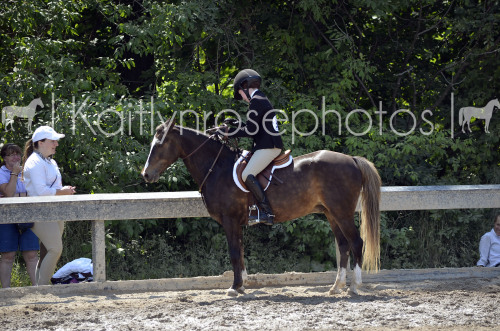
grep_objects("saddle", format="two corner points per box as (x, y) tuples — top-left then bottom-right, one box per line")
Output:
(233, 149), (293, 192)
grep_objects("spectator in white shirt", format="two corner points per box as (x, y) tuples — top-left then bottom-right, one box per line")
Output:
(477, 214), (500, 267)
(23, 126), (76, 285)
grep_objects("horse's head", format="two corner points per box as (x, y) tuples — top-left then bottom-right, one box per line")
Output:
(142, 117), (180, 183)
(493, 98), (500, 108)
(31, 98), (44, 108)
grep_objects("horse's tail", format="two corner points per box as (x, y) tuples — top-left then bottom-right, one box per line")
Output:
(458, 107), (464, 126)
(353, 156), (381, 272)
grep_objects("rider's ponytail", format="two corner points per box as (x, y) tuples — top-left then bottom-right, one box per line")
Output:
(23, 139), (34, 165)
(22, 138), (38, 179)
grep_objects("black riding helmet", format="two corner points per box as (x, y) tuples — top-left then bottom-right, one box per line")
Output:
(233, 69), (262, 100)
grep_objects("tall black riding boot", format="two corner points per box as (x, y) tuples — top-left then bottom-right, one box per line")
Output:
(245, 174), (274, 225)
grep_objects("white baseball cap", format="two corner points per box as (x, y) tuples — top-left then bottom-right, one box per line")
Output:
(32, 126), (65, 143)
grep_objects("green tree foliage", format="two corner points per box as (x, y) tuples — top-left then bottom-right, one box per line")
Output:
(1, 0), (499, 284)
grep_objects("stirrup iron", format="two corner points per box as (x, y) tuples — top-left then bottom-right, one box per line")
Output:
(248, 205), (274, 226)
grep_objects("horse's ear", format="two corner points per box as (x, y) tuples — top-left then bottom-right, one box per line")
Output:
(165, 114), (176, 133)
(168, 115), (176, 127)
(163, 113), (175, 136)
(157, 115), (176, 144)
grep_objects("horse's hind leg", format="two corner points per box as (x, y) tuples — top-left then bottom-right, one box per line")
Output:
(329, 224), (350, 294)
(4, 117), (14, 131)
(327, 213), (363, 295)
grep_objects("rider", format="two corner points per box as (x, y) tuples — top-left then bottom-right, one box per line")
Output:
(225, 69), (283, 225)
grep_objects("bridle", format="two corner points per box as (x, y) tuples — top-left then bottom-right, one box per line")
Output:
(181, 127), (228, 193)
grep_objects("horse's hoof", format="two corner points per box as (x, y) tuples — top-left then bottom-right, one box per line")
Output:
(226, 288), (239, 297)
(348, 287), (359, 295)
(329, 280), (346, 295)
(328, 287), (342, 295)
(237, 286), (245, 294)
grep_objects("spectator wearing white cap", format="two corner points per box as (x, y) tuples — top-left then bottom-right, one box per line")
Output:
(22, 126), (76, 285)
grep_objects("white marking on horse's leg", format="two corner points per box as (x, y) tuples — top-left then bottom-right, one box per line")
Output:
(242, 269), (248, 281)
(226, 288), (239, 297)
(329, 267), (347, 295)
(349, 264), (362, 295)
(335, 239), (340, 271)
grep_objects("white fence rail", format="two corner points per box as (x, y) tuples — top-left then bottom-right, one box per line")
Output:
(1, 185), (499, 282)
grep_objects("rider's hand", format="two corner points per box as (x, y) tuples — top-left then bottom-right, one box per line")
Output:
(223, 118), (240, 127)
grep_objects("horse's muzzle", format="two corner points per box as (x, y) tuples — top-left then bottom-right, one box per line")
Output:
(141, 169), (159, 183)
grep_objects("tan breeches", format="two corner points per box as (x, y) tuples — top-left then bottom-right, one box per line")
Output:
(242, 148), (282, 182)
(31, 221), (64, 286)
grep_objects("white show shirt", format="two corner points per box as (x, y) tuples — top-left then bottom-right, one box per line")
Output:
(23, 152), (63, 196)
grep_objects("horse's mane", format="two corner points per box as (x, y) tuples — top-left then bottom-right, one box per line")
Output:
(172, 125), (241, 158)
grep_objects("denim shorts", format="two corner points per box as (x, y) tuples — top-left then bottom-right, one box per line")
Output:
(0, 224), (40, 252)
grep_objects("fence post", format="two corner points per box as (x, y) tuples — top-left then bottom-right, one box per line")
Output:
(92, 220), (106, 282)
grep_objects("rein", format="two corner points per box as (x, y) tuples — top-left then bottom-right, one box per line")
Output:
(197, 143), (224, 193)
(182, 132), (221, 160)
(182, 131), (226, 193)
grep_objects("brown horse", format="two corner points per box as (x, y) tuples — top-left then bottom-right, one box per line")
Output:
(142, 117), (381, 296)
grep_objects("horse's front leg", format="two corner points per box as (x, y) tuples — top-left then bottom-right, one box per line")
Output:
(222, 215), (245, 297)
(485, 118), (491, 133)
(240, 235), (248, 286)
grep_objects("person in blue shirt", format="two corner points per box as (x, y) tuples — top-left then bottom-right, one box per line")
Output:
(0, 143), (39, 287)
(477, 214), (500, 267)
